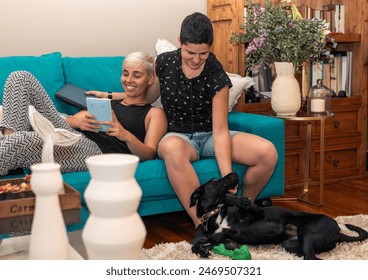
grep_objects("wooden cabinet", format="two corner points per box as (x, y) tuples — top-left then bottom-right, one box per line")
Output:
(208, 0), (368, 189)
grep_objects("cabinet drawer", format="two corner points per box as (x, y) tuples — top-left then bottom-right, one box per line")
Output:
(310, 145), (359, 179)
(313, 110), (359, 137)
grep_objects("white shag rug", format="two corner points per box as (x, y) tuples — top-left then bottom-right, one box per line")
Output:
(141, 214), (368, 260)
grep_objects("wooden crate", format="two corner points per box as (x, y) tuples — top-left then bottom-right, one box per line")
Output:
(0, 208), (81, 234)
(0, 178), (80, 218)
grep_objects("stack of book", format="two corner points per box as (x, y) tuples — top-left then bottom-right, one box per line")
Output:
(296, 3), (348, 98)
(298, 3), (345, 34)
(309, 51), (352, 97)
(323, 4), (345, 34)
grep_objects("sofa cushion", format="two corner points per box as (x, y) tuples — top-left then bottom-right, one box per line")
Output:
(62, 56), (125, 93)
(0, 52), (66, 111)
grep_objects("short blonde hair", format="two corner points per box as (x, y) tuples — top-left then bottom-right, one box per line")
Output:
(123, 52), (154, 77)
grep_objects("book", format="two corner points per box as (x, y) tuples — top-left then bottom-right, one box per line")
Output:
(330, 56), (338, 95)
(345, 51), (353, 96)
(323, 4), (345, 34)
(323, 62), (331, 89)
(55, 83), (90, 110)
(329, 51), (352, 96)
(338, 54), (347, 94)
(86, 98), (112, 132)
(340, 4), (345, 34)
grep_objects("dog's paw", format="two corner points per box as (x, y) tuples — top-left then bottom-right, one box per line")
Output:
(223, 239), (238, 250)
(236, 197), (253, 209)
(191, 243), (211, 258)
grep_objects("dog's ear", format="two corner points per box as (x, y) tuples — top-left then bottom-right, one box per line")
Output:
(190, 185), (203, 207)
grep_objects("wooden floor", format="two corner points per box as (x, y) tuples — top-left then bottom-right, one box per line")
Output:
(142, 177), (368, 248)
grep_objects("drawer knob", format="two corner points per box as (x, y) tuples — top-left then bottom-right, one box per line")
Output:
(333, 159), (340, 167)
(333, 120), (340, 128)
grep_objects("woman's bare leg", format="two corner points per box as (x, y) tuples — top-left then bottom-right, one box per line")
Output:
(158, 136), (201, 227)
(231, 132), (278, 200)
(0, 71), (102, 175)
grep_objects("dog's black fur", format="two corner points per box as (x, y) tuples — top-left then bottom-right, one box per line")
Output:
(190, 172), (368, 260)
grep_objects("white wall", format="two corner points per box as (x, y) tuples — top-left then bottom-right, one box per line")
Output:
(0, 0), (206, 57)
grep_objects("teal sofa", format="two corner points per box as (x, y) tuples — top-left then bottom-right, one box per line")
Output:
(0, 52), (285, 230)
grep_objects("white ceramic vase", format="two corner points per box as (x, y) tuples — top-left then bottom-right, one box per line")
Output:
(29, 162), (69, 260)
(82, 154), (146, 260)
(271, 62), (301, 116)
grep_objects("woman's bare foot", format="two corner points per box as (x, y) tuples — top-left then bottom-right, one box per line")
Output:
(3, 128), (14, 136)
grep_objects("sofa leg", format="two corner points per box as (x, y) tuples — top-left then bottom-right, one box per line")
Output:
(255, 198), (272, 207)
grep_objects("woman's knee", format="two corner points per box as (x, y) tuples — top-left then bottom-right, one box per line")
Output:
(158, 137), (194, 161)
(262, 141), (278, 167)
(6, 71), (35, 85)
(4, 71), (39, 99)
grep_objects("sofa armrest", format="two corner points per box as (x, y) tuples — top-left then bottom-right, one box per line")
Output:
(228, 111), (282, 134)
(228, 111), (284, 155)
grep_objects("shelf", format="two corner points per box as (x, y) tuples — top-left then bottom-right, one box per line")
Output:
(328, 33), (361, 43)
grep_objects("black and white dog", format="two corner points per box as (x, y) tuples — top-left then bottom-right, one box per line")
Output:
(190, 172), (368, 260)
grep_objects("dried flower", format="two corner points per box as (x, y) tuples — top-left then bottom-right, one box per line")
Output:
(230, 0), (336, 74)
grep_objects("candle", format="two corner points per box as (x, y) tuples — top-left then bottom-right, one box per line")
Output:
(311, 99), (325, 113)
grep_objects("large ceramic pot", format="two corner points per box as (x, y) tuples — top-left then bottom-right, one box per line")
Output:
(82, 154), (146, 260)
(271, 62), (301, 116)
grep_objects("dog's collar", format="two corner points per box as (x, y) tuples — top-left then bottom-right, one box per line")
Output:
(200, 204), (224, 232)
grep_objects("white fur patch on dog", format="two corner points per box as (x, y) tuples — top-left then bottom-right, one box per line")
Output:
(214, 215), (230, 234)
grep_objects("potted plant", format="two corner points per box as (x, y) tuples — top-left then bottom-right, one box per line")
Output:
(230, 0), (335, 115)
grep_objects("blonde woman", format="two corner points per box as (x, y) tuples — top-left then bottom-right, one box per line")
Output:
(0, 52), (167, 176)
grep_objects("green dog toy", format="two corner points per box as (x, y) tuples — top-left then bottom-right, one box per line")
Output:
(213, 243), (251, 260)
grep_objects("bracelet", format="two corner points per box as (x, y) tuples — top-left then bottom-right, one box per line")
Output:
(107, 92), (113, 99)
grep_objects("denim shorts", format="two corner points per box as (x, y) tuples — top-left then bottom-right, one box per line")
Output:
(159, 130), (240, 160)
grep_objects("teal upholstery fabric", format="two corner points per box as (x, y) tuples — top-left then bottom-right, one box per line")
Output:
(0, 52), (66, 112)
(62, 56), (125, 93)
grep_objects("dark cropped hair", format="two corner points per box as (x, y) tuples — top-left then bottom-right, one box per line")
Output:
(180, 12), (213, 46)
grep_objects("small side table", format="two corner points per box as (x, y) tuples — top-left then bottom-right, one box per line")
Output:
(274, 112), (334, 206)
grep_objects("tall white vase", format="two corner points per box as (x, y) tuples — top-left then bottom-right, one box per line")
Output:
(271, 62), (301, 116)
(82, 154), (146, 260)
(29, 163), (69, 260)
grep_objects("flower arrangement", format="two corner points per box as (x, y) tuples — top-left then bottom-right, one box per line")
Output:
(230, 0), (335, 74)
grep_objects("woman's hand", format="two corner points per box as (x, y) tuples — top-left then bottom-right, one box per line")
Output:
(85, 90), (108, 98)
(104, 111), (128, 140)
(66, 110), (101, 132)
(228, 185), (238, 195)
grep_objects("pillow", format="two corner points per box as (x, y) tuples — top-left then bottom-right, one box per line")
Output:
(156, 39), (177, 55)
(227, 73), (254, 111)
(62, 56), (125, 92)
(0, 52), (65, 110)
(154, 39), (253, 111)
(153, 39), (178, 109)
